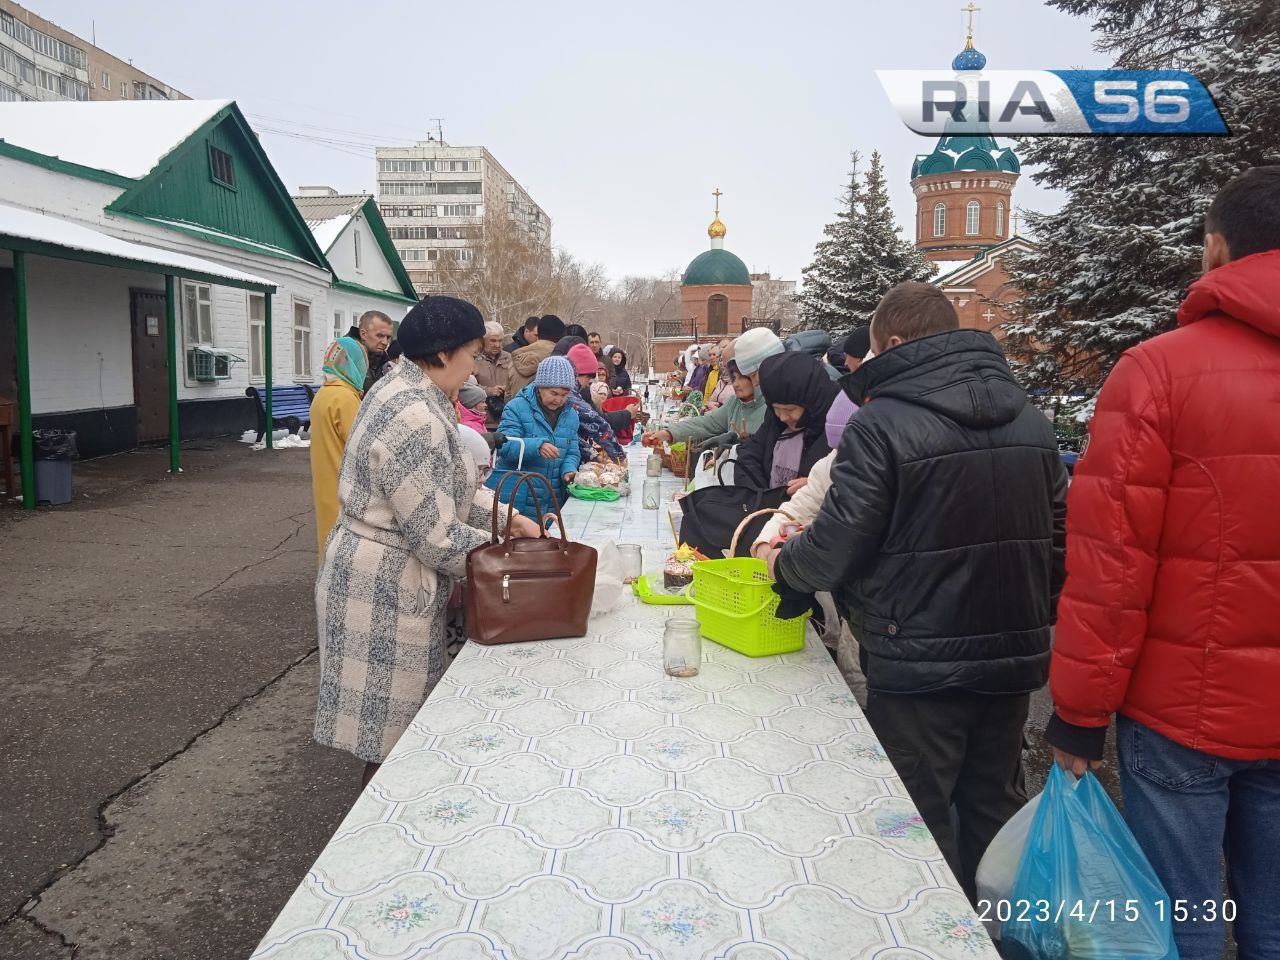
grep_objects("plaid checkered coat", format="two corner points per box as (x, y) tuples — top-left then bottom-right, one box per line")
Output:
(315, 359), (498, 762)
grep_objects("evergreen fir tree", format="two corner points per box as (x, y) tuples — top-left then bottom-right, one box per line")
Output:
(797, 152), (866, 331)
(1005, 0), (1280, 394)
(858, 151), (936, 310)
(798, 152), (934, 331)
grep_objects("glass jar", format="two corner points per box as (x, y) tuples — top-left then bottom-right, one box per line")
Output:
(617, 544), (643, 583)
(663, 619), (702, 677)
(646, 453), (664, 477)
(642, 478), (661, 510)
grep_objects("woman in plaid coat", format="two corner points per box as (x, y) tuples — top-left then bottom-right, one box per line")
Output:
(314, 297), (538, 782)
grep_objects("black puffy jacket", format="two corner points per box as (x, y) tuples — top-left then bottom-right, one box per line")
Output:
(775, 330), (1068, 696)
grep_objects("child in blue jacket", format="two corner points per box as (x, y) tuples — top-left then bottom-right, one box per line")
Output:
(487, 355), (581, 520)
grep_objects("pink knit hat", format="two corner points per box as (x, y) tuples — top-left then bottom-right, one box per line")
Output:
(567, 343), (598, 376)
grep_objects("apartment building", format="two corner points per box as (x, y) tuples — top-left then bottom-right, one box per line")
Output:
(375, 139), (549, 296)
(0, 0), (185, 104)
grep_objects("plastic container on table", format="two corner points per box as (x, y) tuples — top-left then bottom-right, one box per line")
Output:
(690, 508), (808, 657)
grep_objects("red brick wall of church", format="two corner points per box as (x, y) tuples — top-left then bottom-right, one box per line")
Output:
(939, 259), (1020, 341)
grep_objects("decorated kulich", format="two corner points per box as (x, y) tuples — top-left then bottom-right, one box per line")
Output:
(663, 543), (700, 591)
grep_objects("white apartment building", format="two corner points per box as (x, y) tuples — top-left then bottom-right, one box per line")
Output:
(375, 139), (549, 296)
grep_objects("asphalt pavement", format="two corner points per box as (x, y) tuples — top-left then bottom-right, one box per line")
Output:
(0, 440), (362, 959)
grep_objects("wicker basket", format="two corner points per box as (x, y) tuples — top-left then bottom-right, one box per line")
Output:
(669, 446), (689, 477)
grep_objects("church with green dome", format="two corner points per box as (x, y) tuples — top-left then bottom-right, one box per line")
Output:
(912, 4), (1036, 340)
(653, 190), (759, 371)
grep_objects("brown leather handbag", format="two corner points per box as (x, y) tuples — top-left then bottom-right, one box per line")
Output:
(465, 472), (598, 645)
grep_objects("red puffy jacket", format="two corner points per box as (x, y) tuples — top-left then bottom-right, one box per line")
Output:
(1049, 250), (1280, 761)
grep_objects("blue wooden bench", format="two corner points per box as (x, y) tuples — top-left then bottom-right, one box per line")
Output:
(245, 384), (316, 442)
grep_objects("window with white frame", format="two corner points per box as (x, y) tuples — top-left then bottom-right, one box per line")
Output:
(293, 300), (313, 380)
(333, 309), (344, 340)
(353, 228), (362, 270)
(183, 282), (214, 345)
(996, 201), (1005, 237)
(966, 200), (981, 236)
(248, 293), (266, 382)
(441, 204), (478, 217)
(933, 203), (946, 237)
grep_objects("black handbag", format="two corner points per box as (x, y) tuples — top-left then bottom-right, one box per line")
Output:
(677, 482), (789, 558)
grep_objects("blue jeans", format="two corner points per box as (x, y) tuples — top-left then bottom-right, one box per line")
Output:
(1118, 715), (1280, 960)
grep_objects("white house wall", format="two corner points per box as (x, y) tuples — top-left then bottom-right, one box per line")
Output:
(325, 212), (403, 297)
(324, 290), (410, 348)
(0, 157), (336, 405)
(0, 251), (157, 415)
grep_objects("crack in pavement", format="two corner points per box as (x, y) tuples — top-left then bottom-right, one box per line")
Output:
(3, 647), (320, 949)
(1, 913), (75, 958)
(193, 512), (312, 601)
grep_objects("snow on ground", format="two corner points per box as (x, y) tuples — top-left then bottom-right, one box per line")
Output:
(241, 429), (310, 450)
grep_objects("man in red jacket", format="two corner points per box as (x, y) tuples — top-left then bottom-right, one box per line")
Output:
(1046, 167), (1280, 960)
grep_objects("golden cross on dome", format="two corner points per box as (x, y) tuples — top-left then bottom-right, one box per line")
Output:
(962, 1), (980, 49)
(712, 187), (722, 215)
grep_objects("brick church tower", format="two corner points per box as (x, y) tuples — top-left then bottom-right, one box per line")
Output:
(915, 8), (1035, 337)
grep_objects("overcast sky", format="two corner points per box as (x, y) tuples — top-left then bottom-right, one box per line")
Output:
(46, 0), (1107, 282)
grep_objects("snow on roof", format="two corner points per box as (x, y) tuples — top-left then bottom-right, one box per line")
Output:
(141, 216), (312, 265)
(0, 203), (273, 289)
(307, 213), (352, 253)
(932, 257), (977, 282)
(0, 100), (232, 179)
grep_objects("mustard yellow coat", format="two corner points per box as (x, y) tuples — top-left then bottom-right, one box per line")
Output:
(310, 380), (362, 559)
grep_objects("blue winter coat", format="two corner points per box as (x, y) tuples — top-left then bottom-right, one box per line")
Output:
(487, 383), (582, 521)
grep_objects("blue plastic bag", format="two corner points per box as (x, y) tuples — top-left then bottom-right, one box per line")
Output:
(1001, 766), (1177, 960)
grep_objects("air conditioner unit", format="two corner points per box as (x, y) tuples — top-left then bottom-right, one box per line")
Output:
(187, 346), (244, 382)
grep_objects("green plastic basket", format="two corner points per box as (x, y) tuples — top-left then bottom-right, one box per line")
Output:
(690, 557), (808, 657)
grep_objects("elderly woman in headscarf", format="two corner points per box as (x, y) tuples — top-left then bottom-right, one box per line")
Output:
(315, 296), (539, 786)
(310, 337), (367, 559)
(733, 351), (840, 494)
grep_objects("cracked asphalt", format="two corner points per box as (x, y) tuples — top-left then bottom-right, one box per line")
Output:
(0, 440), (363, 959)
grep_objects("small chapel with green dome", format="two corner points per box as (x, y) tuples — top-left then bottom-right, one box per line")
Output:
(653, 189), (757, 370)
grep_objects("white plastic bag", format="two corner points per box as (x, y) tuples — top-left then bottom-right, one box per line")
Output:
(586, 539), (624, 617)
(975, 788), (1043, 941)
(691, 447), (737, 489)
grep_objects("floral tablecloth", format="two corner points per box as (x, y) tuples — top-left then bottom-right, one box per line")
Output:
(251, 447), (995, 960)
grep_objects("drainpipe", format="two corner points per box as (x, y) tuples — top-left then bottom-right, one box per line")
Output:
(263, 291), (273, 450)
(165, 274), (180, 473)
(13, 251), (33, 511)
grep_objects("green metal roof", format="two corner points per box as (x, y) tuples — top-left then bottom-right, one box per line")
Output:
(912, 135), (1021, 178)
(105, 104), (331, 270)
(683, 248), (751, 286)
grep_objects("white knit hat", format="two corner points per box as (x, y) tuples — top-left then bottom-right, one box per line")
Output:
(484, 321), (504, 337)
(733, 328), (785, 374)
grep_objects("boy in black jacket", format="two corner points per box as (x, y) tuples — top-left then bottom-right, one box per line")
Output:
(765, 282), (1068, 899)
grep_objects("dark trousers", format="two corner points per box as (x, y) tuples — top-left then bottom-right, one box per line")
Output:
(865, 689), (1030, 902)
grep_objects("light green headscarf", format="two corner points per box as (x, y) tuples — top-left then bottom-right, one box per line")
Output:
(323, 337), (368, 395)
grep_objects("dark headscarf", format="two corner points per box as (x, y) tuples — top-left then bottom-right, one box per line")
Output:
(734, 351), (840, 489)
(609, 349), (631, 392)
(758, 352), (840, 442)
